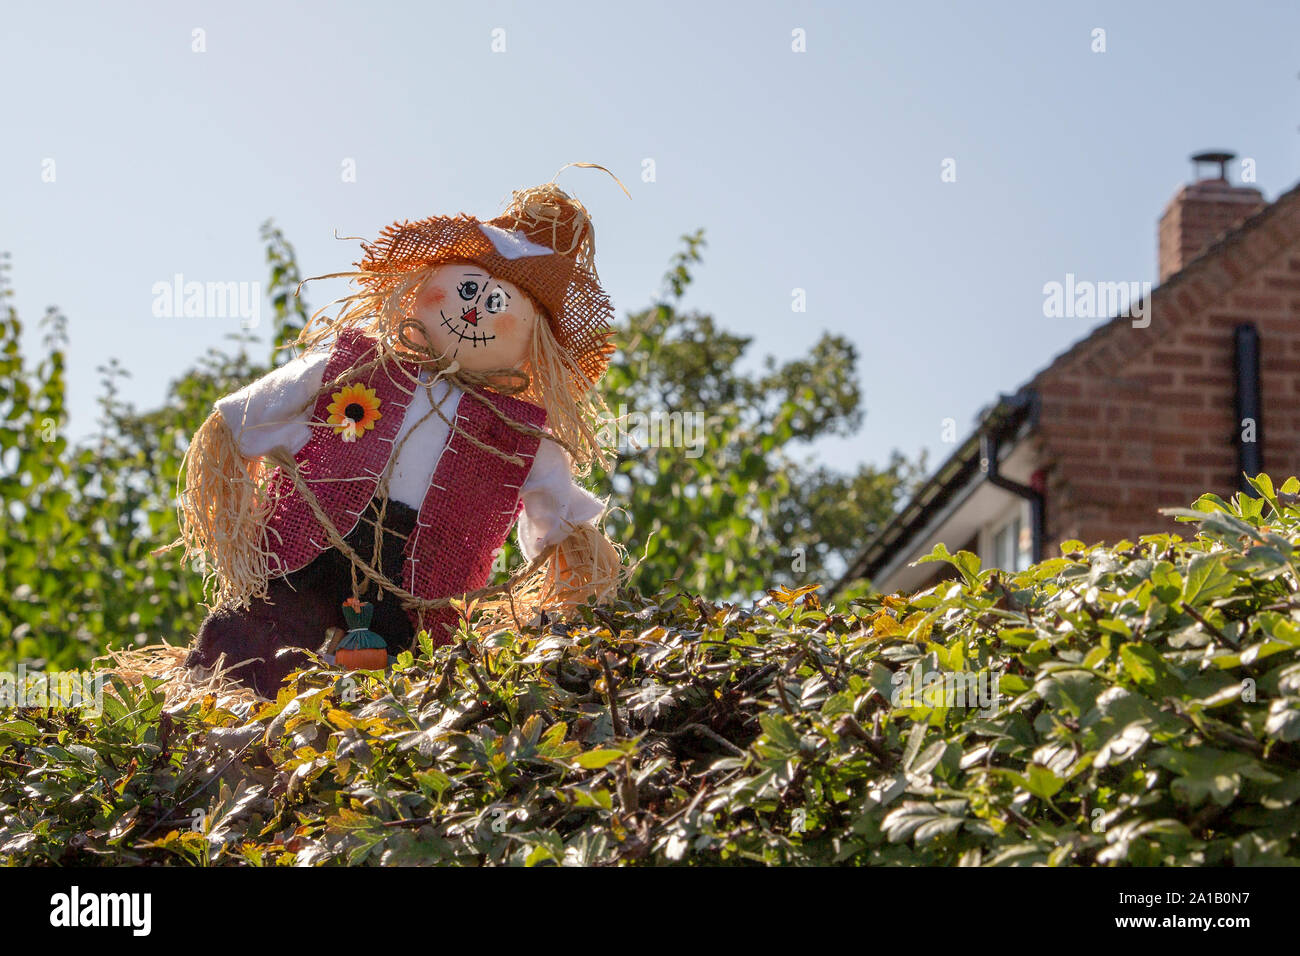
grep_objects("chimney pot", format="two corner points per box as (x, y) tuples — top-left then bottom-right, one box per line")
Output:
(1190, 150), (1236, 182)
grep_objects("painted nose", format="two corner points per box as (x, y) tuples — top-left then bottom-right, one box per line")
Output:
(461, 307), (479, 326)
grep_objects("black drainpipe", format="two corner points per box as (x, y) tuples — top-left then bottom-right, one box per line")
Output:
(1233, 323), (1262, 493)
(980, 432), (1045, 564)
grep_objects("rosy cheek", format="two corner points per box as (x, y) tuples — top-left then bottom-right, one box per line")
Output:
(420, 285), (448, 307)
(493, 313), (519, 338)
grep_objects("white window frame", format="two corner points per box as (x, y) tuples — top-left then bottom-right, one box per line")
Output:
(978, 498), (1033, 573)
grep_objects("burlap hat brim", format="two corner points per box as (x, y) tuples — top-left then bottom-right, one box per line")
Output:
(357, 213), (615, 385)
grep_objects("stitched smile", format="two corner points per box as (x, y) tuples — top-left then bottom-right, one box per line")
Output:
(440, 310), (496, 348)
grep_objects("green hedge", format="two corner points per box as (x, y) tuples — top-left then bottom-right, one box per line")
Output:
(3, 475), (1300, 865)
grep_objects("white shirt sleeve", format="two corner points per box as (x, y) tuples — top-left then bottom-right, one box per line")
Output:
(214, 349), (329, 460)
(517, 438), (605, 561)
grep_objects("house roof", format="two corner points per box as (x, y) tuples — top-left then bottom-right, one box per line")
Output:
(835, 177), (1300, 593)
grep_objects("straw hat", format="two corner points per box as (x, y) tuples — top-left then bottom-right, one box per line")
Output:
(357, 182), (615, 384)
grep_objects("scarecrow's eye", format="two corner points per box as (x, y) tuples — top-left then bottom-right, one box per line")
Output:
(484, 290), (506, 314)
(457, 281), (478, 300)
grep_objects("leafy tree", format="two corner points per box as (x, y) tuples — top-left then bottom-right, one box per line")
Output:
(595, 231), (916, 596)
(0, 251), (272, 668)
(261, 218), (309, 362)
(0, 258), (81, 666)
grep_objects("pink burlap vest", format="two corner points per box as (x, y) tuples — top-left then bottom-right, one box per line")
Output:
(262, 329), (546, 641)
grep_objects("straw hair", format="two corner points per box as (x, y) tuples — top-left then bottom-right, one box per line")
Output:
(540, 521), (624, 606)
(483, 519), (626, 626)
(174, 410), (277, 609)
(518, 297), (610, 474)
(502, 180), (599, 273)
(101, 644), (264, 708)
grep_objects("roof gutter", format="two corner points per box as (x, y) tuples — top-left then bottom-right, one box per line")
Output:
(979, 430), (1044, 565)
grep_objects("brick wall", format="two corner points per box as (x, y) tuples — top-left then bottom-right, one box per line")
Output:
(1158, 179), (1266, 282)
(1032, 187), (1300, 552)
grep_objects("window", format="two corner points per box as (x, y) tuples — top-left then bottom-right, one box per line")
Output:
(985, 504), (1031, 573)
(992, 516), (1019, 571)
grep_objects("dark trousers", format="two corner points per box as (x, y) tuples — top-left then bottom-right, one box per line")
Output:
(185, 497), (418, 697)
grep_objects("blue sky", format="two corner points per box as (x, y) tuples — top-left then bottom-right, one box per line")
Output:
(3, 0), (1298, 476)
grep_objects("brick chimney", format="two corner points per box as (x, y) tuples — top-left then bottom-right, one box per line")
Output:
(1158, 151), (1266, 282)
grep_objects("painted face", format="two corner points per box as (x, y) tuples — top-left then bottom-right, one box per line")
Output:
(411, 263), (539, 371)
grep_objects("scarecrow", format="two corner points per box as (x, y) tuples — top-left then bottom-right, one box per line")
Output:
(174, 171), (625, 696)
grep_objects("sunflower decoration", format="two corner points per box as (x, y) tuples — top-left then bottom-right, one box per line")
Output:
(326, 383), (382, 442)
